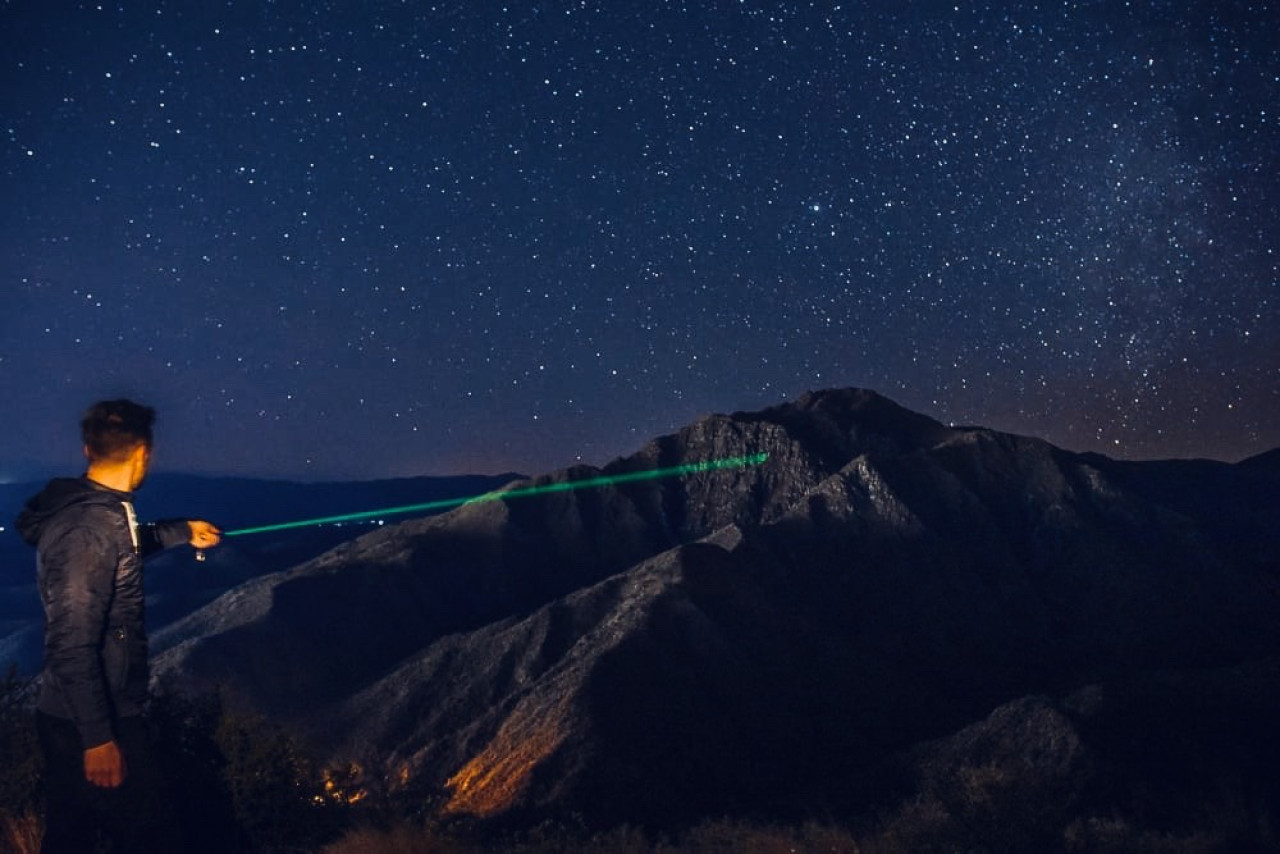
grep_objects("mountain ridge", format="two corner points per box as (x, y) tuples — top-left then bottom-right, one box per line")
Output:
(150, 388), (1280, 833)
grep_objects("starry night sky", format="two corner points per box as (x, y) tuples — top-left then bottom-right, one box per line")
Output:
(2, 2), (1276, 481)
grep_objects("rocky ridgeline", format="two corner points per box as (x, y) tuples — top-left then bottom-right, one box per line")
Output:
(151, 388), (1280, 832)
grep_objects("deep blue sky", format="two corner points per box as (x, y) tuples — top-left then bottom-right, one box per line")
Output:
(3, 2), (1276, 481)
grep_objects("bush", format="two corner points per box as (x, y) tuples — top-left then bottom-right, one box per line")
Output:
(0, 665), (40, 854)
(213, 701), (341, 852)
(149, 691), (245, 853)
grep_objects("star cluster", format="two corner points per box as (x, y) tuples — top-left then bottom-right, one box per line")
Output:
(2, 2), (1276, 480)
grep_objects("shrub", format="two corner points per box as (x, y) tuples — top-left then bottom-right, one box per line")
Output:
(215, 703), (338, 852)
(0, 666), (40, 854)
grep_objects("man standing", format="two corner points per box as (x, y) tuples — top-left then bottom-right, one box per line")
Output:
(16, 399), (222, 853)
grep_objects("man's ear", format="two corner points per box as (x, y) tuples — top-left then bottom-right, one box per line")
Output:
(82, 444), (93, 461)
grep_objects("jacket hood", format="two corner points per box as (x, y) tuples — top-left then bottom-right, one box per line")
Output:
(15, 477), (130, 546)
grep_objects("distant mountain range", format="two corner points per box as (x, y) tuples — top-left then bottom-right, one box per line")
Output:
(145, 388), (1280, 837)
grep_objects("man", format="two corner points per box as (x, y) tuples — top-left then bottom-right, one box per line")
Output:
(16, 399), (222, 853)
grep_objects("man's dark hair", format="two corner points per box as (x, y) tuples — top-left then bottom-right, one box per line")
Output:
(81, 399), (156, 463)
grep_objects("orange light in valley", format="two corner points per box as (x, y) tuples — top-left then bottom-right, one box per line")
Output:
(319, 762), (369, 806)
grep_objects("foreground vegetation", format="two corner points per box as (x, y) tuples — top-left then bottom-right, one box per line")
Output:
(2, 665), (1275, 853)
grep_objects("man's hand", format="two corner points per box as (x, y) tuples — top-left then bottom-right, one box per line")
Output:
(85, 740), (126, 788)
(187, 520), (222, 549)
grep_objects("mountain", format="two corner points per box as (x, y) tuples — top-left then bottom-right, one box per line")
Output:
(150, 388), (1280, 834)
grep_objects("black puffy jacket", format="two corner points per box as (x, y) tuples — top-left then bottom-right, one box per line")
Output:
(16, 477), (190, 748)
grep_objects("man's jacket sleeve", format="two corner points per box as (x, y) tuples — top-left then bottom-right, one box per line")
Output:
(137, 519), (191, 557)
(39, 522), (119, 748)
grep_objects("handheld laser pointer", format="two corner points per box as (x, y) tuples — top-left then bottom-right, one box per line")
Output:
(204, 452), (769, 547)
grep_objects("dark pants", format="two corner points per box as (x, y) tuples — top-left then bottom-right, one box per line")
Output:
(37, 711), (182, 854)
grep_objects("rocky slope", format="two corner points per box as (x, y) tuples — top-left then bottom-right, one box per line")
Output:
(151, 388), (1280, 832)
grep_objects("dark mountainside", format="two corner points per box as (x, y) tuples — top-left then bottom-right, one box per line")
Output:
(151, 388), (1280, 841)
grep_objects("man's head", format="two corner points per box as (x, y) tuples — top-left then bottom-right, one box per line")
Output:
(81, 399), (155, 490)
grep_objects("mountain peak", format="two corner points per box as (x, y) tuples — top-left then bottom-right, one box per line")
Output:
(150, 388), (1280, 832)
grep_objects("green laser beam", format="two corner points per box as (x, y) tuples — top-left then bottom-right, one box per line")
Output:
(223, 452), (769, 537)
